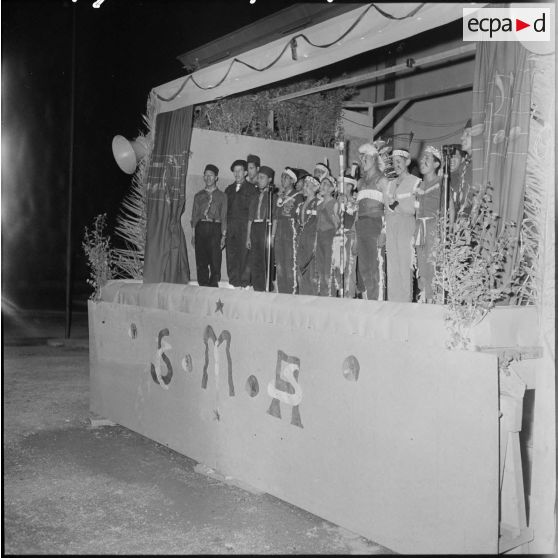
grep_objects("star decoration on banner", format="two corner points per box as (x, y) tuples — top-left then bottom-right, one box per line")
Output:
(215, 299), (224, 314)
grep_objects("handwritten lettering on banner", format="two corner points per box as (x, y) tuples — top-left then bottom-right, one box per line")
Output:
(150, 329), (173, 389)
(267, 351), (304, 428)
(202, 326), (235, 396)
(141, 323), (363, 429)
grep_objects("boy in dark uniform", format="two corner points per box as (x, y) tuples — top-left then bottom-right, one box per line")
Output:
(246, 166), (275, 292)
(242, 154), (261, 287)
(190, 164), (227, 287)
(225, 159), (257, 287)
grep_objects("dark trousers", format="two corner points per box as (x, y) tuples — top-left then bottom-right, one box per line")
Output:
(316, 229), (336, 296)
(356, 216), (383, 300)
(195, 221), (222, 287)
(416, 218), (437, 302)
(226, 219), (249, 287)
(297, 223), (318, 296)
(274, 219), (296, 294)
(249, 222), (271, 292)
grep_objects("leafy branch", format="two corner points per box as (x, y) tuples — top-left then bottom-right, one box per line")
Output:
(194, 77), (355, 147)
(432, 184), (518, 350)
(82, 213), (115, 301)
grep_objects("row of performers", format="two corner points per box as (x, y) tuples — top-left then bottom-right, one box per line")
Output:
(190, 121), (473, 302)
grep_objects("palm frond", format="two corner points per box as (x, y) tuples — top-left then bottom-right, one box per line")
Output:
(511, 53), (555, 305)
(113, 93), (157, 279)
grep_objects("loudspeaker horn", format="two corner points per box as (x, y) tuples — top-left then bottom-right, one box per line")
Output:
(112, 135), (148, 174)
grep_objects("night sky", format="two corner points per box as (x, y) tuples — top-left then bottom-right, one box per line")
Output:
(2, 0), (296, 310)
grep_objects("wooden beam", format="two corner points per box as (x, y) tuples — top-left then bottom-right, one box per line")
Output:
(367, 103), (374, 129)
(370, 100), (410, 138)
(370, 82), (473, 109)
(270, 44), (476, 103)
(342, 101), (375, 109)
(477, 346), (544, 361)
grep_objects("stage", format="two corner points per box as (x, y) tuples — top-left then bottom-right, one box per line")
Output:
(88, 280), (543, 553)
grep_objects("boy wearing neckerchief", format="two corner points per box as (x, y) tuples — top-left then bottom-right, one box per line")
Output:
(415, 145), (442, 303)
(295, 176), (321, 296)
(331, 175), (358, 298)
(385, 148), (419, 302)
(272, 167), (304, 294)
(355, 142), (390, 300)
(316, 176), (340, 297)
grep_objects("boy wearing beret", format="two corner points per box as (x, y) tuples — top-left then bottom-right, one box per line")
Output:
(225, 159), (257, 287)
(246, 154), (261, 186)
(246, 166), (276, 292)
(190, 164), (227, 287)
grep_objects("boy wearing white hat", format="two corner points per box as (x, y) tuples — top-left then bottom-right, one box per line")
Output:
(385, 148), (420, 302)
(331, 174), (358, 297)
(416, 146), (442, 302)
(296, 176), (321, 295)
(272, 167), (304, 294)
(355, 142), (390, 300)
(316, 175), (340, 296)
(313, 162), (330, 182)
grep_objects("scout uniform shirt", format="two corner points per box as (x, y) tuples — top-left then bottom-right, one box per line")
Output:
(248, 188), (275, 224)
(190, 187), (227, 230)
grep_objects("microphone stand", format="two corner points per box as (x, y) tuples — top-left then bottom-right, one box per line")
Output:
(265, 186), (273, 292)
(337, 141), (346, 298)
(440, 146), (452, 305)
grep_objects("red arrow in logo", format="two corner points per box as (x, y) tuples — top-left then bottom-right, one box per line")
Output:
(516, 18), (530, 31)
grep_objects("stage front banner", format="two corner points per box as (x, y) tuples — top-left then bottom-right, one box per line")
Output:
(89, 281), (499, 554)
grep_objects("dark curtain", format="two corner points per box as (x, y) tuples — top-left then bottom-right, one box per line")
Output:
(471, 41), (532, 270)
(143, 106), (193, 283)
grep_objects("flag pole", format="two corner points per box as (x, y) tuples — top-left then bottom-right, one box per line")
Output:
(65, 5), (77, 338)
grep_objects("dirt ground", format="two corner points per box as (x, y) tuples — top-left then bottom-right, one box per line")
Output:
(2, 310), (393, 554)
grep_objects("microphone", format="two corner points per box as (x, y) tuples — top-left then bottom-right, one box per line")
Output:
(442, 144), (458, 156)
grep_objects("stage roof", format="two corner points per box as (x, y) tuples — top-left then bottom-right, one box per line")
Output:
(153, 3), (484, 113)
(176, 3), (363, 72)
